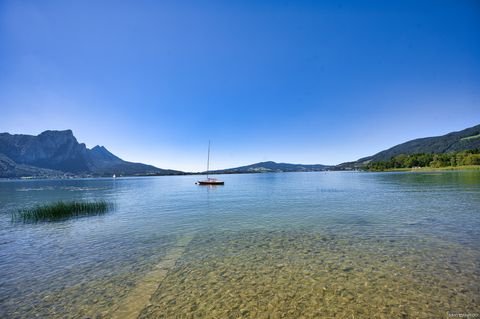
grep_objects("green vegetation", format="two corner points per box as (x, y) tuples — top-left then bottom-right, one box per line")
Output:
(366, 150), (480, 171)
(377, 165), (480, 172)
(12, 200), (113, 223)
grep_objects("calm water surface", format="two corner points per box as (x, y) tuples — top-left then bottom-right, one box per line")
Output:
(0, 171), (479, 318)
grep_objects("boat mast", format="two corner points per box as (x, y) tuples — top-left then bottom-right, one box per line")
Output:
(206, 140), (210, 179)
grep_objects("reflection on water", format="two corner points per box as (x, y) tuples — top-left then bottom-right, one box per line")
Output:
(0, 171), (479, 318)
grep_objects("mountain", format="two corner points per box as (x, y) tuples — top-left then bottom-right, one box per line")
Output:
(208, 161), (332, 174)
(85, 145), (181, 176)
(0, 130), (183, 178)
(338, 124), (480, 169)
(0, 153), (65, 178)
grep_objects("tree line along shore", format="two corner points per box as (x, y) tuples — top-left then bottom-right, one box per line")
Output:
(365, 150), (480, 171)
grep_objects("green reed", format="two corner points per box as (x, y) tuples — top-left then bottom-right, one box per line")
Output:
(12, 200), (113, 223)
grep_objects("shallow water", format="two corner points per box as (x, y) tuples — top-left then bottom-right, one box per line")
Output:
(0, 171), (479, 318)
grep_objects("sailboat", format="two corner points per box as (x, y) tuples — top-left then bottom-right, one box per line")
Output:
(196, 141), (224, 185)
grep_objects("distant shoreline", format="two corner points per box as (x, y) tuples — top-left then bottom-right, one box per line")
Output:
(2, 166), (480, 180)
(375, 165), (480, 173)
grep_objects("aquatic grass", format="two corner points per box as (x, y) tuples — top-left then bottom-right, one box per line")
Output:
(12, 200), (113, 223)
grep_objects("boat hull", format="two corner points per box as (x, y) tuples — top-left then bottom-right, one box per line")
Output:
(197, 180), (224, 185)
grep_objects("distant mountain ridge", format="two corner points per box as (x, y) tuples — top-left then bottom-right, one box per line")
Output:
(338, 124), (480, 169)
(0, 130), (182, 178)
(3, 124), (479, 178)
(208, 161), (332, 174)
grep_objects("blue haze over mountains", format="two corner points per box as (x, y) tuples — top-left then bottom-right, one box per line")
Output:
(0, 125), (479, 178)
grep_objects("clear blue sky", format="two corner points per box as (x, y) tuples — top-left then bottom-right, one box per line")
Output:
(1, 0), (479, 171)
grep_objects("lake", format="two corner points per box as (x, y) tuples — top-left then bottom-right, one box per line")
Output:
(0, 171), (479, 318)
